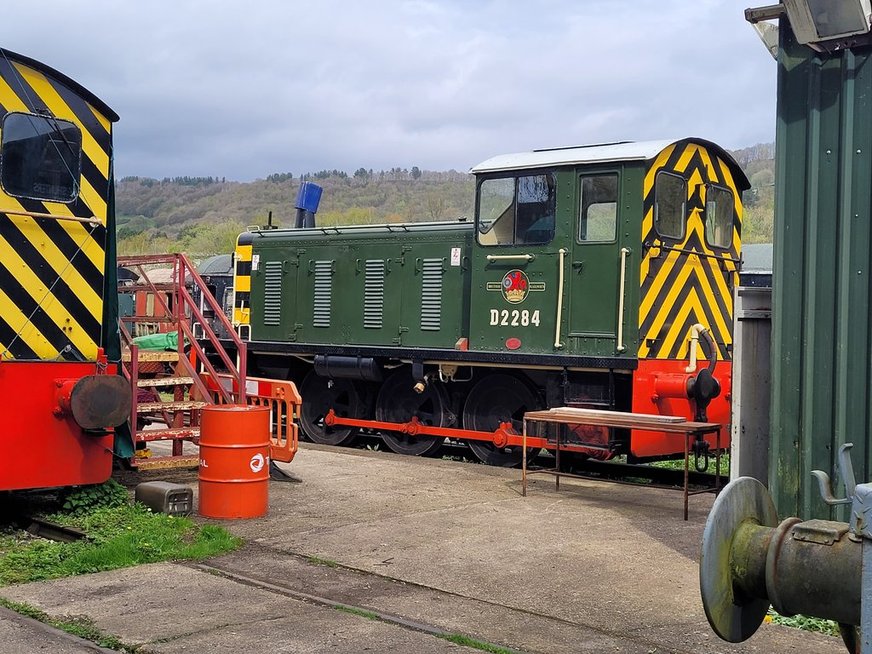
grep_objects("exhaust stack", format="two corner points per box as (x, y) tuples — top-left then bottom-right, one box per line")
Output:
(294, 181), (323, 228)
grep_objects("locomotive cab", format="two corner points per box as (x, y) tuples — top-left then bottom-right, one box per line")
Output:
(0, 49), (127, 491)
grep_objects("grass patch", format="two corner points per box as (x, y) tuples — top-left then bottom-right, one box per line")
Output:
(0, 598), (138, 652)
(306, 555), (339, 568)
(334, 604), (380, 620)
(438, 633), (516, 654)
(766, 609), (840, 636)
(0, 488), (241, 586)
(649, 452), (730, 476)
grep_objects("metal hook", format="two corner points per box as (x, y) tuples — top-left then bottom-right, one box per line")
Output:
(811, 443), (856, 506)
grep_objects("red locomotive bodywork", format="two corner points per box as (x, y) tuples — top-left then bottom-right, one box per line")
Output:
(630, 359), (732, 457)
(1, 362), (116, 491)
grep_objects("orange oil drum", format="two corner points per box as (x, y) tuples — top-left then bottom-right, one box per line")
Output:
(198, 404), (270, 519)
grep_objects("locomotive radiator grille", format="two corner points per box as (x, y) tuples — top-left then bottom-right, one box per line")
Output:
(420, 258), (443, 331)
(263, 261), (283, 326)
(313, 260), (334, 328)
(364, 259), (385, 329)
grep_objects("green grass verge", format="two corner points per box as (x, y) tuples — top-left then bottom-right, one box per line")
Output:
(0, 597), (138, 652)
(0, 503), (241, 585)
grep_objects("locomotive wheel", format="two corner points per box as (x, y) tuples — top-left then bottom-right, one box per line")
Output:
(462, 373), (541, 467)
(375, 371), (449, 456)
(299, 371), (365, 446)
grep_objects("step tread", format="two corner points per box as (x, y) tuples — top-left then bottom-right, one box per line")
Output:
(135, 427), (200, 442)
(122, 350), (180, 362)
(132, 455), (200, 470)
(137, 376), (195, 387)
(136, 400), (207, 412)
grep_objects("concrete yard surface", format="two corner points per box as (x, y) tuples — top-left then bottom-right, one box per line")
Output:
(0, 443), (844, 653)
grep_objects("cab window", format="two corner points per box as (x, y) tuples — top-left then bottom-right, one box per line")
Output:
(654, 171), (686, 240)
(0, 112), (81, 203)
(477, 173), (555, 246)
(705, 185), (734, 249)
(578, 174), (617, 242)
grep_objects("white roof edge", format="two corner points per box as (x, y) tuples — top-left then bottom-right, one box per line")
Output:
(470, 139), (679, 173)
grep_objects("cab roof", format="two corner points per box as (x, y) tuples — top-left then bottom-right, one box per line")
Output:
(471, 137), (750, 190)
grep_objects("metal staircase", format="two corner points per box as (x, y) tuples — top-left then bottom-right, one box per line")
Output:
(118, 253), (247, 469)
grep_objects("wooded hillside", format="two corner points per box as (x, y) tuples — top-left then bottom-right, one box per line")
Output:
(116, 146), (776, 257)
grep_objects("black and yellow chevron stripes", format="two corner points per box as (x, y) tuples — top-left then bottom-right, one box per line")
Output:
(233, 235), (252, 325)
(0, 52), (114, 362)
(639, 141), (742, 361)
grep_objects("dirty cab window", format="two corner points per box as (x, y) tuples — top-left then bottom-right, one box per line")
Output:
(1, 112), (81, 202)
(654, 171), (686, 240)
(705, 185), (734, 249)
(477, 173), (555, 246)
(578, 174), (618, 242)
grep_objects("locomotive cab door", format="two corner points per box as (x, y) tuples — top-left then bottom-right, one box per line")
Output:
(468, 171), (565, 354)
(566, 169), (630, 356)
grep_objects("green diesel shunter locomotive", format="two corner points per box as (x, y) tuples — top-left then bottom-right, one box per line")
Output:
(231, 138), (748, 466)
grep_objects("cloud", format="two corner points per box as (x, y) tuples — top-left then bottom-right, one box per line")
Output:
(3, 0), (775, 180)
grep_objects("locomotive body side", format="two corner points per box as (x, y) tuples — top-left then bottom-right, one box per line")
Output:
(0, 49), (126, 491)
(232, 138), (747, 466)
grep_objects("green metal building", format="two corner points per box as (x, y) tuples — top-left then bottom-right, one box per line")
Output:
(771, 17), (872, 518)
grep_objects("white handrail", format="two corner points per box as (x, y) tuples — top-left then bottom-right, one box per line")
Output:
(0, 207), (101, 226)
(554, 248), (567, 348)
(485, 254), (535, 262)
(616, 247), (631, 352)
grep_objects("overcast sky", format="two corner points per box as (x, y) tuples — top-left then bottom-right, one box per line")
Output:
(5, 1), (776, 181)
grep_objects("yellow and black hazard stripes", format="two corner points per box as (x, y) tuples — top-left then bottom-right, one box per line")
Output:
(639, 140), (742, 361)
(233, 235), (253, 326)
(0, 52), (115, 361)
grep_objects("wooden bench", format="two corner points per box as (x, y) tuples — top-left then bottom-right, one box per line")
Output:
(521, 407), (722, 520)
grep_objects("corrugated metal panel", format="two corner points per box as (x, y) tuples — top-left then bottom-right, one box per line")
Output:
(770, 24), (872, 520)
(313, 260), (333, 328)
(263, 261), (283, 326)
(364, 259), (385, 329)
(420, 258), (443, 331)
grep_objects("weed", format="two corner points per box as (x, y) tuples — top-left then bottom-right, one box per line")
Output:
(0, 598), (138, 652)
(0, 504), (241, 585)
(334, 604), (380, 620)
(438, 633), (517, 654)
(59, 480), (129, 516)
(306, 555), (339, 568)
(766, 609), (840, 636)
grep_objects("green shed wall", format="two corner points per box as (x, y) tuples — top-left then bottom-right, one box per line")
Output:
(771, 23), (872, 519)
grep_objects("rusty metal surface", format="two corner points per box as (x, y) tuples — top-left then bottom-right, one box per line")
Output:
(69, 374), (131, 429)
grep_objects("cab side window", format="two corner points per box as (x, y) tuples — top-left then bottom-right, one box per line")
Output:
(578, 174), (617, 242)
(654, 171), (686, 240)
(705, 185), (734, 249)
(0, 112), (81, 203)
(477, 173), (555, 246)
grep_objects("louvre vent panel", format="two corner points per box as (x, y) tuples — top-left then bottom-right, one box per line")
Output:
(420, 258), (443, 331)
(364, 259), (385, 329)
(313, 261), (334, 328)
(263, 261), (283, 326)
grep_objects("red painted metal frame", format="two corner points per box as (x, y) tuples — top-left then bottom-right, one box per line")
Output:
(0, 361), (114, 491)
(118, 253), (250, 466)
